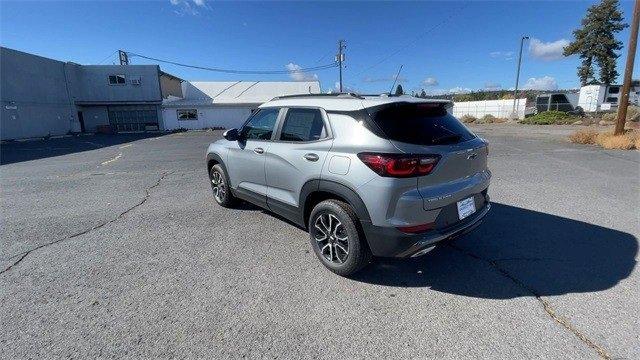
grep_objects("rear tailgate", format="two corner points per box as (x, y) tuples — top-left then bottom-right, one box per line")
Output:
(363, 101), (490, 211)
(390, 138), (490, 210)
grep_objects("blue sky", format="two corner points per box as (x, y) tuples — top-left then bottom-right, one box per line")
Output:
(1, 0), (637, 94)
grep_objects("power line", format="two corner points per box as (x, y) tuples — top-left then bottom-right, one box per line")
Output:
(353, 3), (468, 78)
(96, 50), (118, 65)
(125, 51), (337, 75)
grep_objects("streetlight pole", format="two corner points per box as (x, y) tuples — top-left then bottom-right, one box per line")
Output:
(512, 36), (529, 119)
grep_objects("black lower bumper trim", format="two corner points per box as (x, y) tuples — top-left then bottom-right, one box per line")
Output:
(362, 202), (491, 258)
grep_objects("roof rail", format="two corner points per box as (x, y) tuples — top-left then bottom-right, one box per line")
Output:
(270, 92), (364, 101)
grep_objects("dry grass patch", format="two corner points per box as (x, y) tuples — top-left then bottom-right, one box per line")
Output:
(570, 129), (639, 150)
(596, 131), (637, 150)
(460, 114), (477, 123)
(568, 129), (599, 145)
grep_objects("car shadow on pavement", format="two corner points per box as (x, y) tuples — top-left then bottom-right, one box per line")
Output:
(0, 133), (168, 165)
(352, 202), (638, 298)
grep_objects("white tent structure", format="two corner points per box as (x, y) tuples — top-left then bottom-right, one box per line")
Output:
(162, 81), (321, 130)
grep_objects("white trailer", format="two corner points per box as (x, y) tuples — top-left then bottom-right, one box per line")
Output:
(578, 83), (640, 112)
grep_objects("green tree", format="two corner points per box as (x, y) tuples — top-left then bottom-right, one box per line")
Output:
(563, 0), (627, 85)
(395, 84), (404, 95)
(420, 89), (427, 98)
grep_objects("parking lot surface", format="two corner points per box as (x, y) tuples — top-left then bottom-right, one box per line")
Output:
(1, 125), (638, 359)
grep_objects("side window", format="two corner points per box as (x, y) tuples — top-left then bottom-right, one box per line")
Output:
(550, 94), (567, 104)
(177, 109), (197, 120)
(108, 74), (126, 85)
(241, 108), (279, 140)
(279, 108), (327, 142)
(536, 97), (549, 105)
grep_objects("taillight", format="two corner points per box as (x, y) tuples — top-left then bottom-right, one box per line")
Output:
(357, 152), (440, 178)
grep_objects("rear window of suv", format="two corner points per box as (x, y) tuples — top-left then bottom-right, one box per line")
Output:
(366, 102), (475, 145)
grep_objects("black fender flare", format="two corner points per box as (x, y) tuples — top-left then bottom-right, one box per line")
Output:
(206, 152), (224, 177)
(299, 179), (372, 226)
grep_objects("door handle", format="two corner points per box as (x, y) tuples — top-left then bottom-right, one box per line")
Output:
(253, 147), (264, 154)
(303, 153), (319, 162)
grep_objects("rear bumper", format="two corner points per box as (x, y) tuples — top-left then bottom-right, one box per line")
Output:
(361, 201), (491, 258)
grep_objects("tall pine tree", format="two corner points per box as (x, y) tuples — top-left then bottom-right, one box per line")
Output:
(564, 0), (628, 85)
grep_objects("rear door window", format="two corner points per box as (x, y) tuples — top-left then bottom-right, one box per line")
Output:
(279, 108), (327, 142)
(366, 102), (475, 145)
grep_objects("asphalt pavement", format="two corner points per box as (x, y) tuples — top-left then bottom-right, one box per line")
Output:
(1, 125), (638, 359)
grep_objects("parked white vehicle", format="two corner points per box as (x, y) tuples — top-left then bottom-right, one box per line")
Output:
(578, 83), (640, 112)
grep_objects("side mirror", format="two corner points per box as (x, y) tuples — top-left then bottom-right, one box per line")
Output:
(223, 128), (240, 141)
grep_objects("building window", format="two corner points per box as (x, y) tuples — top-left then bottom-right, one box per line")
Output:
(605, 97), (618, 103)
(177, 109), (198, 120)
(608, 86), (620, 94)
(108, 75), (126, 85)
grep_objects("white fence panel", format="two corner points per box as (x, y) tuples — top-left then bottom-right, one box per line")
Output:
(452, 99), (527, 120)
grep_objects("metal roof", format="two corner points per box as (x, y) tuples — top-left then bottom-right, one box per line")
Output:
(163, 80), (321, 107)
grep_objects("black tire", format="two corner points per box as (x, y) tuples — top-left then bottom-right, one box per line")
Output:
(209, 164), (237, 208)
(308, 199), (372, 276)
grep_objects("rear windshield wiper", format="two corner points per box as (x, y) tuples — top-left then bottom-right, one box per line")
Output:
(431, 134), (461, 144)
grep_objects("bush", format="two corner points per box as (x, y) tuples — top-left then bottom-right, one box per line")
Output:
(629, 105), (640, 122)
(568, 129), (599, 144)
(602, 112), (617, 122)
(602, 106), (640, 123)
(596, 131), (639, 150)
(480, 114), (497, 123)
(460, 114), (477, 123)
(520, 111), (575, 125)
(569, 129), (639, 150)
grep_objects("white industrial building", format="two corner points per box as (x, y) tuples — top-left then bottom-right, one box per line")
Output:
(162, 81), (321, 130)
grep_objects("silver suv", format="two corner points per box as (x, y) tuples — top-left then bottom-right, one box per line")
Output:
(206, 94), (491, 276)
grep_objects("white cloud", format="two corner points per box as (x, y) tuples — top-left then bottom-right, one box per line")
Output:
(490, 51), (514, 60)
(423, 87), (471, 96)
(329, 82), (357, 93)
(422, 77), (438, 86)
(528, 38), (569, 61)
(285, 63), (319, 81)
(484, 81), (501, 91)
(522, 76), (558, 90)
(169, 0), (210, 16)
(448, 86), (471, 94)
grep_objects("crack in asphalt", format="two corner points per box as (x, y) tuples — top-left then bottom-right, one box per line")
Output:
(447, 243), (611, 360)
(0, 171), (172, 275)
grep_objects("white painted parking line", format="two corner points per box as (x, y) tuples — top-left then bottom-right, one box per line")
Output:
(100, 153), (122, 166)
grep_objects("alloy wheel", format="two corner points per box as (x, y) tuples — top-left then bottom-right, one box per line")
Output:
(313, 213), (349, 264)
(211, 171), (226, 203)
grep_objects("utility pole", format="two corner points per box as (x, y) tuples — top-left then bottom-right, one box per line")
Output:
(615, 0), (639, 135)
(512, 36), (529, 119)
(118, 50), (129, 65)
(336, 40), (346, 92)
